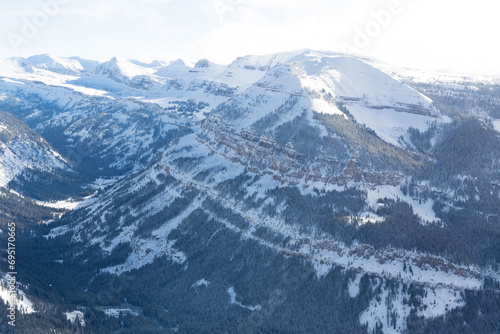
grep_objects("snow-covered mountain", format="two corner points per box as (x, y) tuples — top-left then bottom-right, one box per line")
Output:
(0, 111), (68, 188)
(1, 50), (500, 333)
(3, 54), (97, 76)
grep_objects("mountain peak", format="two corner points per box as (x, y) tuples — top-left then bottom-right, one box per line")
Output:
(6, 54), (87, 76)
(194, 59), (211, 68)
(93, 57), (155, 79)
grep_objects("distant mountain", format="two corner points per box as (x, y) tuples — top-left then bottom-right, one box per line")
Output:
(1, 50), (500, 334)
(4, 54), (97, 76)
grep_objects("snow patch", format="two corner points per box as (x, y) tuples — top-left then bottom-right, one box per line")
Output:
(493, 119), (500, 132)
(348, 274), (362, 298)
(418, 287), (465, 319)
(359, 284), (410, 334)
(36, 198), (82, 210)
(359, 284), (465, 334)
(347, 105), (448, 148)
(366, 185), (441, 224)
(103, 308), (139, 318)
(192, 278), (210, 288)
(353, 212), (384, 226)
(311, 97), (345, 117)
(0, 276), (36, 314)
(64, 310), (85, 326)
(227, 287), (261, 311)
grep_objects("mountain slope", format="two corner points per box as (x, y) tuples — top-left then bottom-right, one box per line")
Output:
(0, 111), (68, 188)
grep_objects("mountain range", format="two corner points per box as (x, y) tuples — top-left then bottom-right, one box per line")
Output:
(1, 50), (500, 333)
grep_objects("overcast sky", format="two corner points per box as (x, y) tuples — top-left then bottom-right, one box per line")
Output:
(1, 0), (499, 74)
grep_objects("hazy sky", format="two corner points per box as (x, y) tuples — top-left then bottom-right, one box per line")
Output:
(1, 0), (499, 74)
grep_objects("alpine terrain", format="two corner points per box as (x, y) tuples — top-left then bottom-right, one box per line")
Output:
(1, 49), (500, 333)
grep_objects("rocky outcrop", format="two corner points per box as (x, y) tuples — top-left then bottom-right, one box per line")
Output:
(198, 114), (402, 186)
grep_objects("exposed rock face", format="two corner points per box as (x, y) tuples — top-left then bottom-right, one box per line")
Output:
(198, 114), (402, 187)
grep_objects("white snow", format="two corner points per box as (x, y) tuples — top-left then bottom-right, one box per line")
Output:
(103, 308), (139, 317)
(192, 278), (210, 288)
(64, 310), (85, 326)
(367, 58), (499, 85)
(227, 287), (261, 311)
(0, 276), (36, 314)
(418, 287), (465, 318)
(1, 78), (25, 85)
(36, 198), (83, 210)
(493, 119), (500, 132)
(24, 54), (84, 74)
(366, 185), (441, 224)
(96, 57), (156, 79)
(348, 274), (362, 298)
(352, 212), (384, 226)
(299, 53), (432, 108)
(359, 283), (410, 334)
(310, 96), (345, 117)
(359, 283), (465, 334)
(347, 105), (447, 147)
